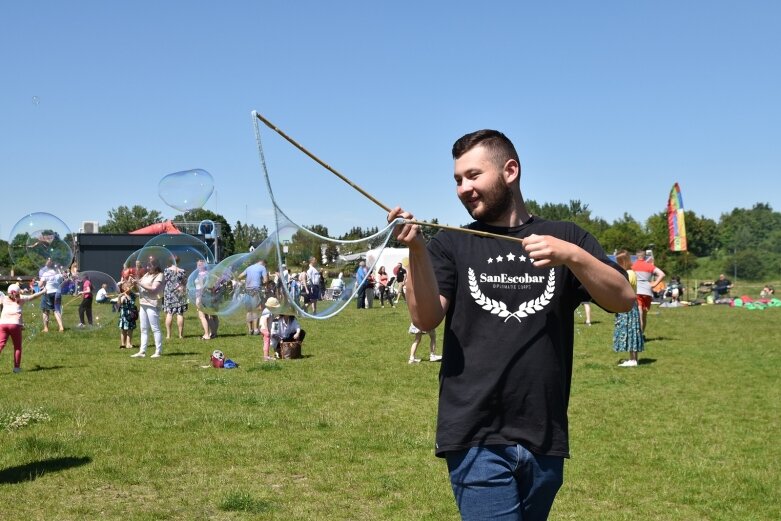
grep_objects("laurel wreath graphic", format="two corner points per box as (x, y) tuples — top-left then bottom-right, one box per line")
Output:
(468, 267), (556, 323)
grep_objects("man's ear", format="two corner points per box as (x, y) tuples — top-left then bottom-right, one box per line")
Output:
(503, 158), (521, 185)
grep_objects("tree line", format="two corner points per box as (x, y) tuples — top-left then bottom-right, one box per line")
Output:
(2, 202), (779, 281)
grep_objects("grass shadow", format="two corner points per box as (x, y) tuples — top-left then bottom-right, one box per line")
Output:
(644, 336), (673, 343)
(165, 352), (201, 357)
(638, 358), (657, 365)
(0, 456), (92, 484)
(28, 364), (67, 372)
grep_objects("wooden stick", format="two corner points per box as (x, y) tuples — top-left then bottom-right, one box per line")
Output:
(254, 112), (526, 246)
(404, 219), (525, 245)
(254, 112), (391, 212)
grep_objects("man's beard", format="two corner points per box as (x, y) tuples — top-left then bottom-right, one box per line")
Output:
(462, 177), (514, 224)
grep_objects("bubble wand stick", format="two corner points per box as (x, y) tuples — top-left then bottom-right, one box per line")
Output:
(252, 112), (525, 246)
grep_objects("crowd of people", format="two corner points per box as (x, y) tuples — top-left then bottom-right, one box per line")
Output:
(354, 260), (407, 309)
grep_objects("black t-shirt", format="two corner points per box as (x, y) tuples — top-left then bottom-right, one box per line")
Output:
(396, 266), (407, 283)
(428, 216), (620, 458)
(714, 278), (731, 291)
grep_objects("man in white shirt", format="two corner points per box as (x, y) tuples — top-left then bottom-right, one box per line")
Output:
(95, 283), (109, 303)
(37, 258), (65, 332)
(305, 257), (321, 314)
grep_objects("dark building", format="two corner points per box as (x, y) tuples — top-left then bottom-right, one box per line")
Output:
(75, 234), (215, 279)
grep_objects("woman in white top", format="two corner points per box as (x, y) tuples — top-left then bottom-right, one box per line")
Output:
(130, 257), (165, 358)
(0, 283), (45, 373)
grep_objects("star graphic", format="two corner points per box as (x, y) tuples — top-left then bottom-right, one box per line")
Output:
(506, 252), (516, 261)
(519, 254), (526, 262)
(496, 255), (504, 262)
(487, 257), (493, 264)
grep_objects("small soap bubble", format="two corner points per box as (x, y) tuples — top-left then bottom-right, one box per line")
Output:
(32, 96), (40, 105)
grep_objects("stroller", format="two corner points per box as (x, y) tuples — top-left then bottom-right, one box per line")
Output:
(383, 276), (398, 302)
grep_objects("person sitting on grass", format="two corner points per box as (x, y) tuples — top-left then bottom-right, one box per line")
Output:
(712, 274), (732, 301)
(666, 276), (684, 303)
(95, 283), (110, 304)
(273, 314), (306, 359)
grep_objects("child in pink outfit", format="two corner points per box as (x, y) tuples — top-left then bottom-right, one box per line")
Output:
(0, 284), (45, 373)
(260, 297), (281, 361)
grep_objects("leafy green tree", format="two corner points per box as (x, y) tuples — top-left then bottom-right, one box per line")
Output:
(643, 211), (721, 276)
(724, 249), (765, 280)
(233, 221), (268, 253)
(598, 213), (648, 254)
(323, 243), (340, 265)
(285, 224), (330, 271)
(0, 239), (11, 275)
(527, 199), (609, 239)
(421, 218), (440, 244)
(719, 203), (781, 253)
(173, 209), (235, 258)
(102, 206), (164, 233)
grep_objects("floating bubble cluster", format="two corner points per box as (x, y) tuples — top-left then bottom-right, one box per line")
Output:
(158, 169), (214, 212)
(123, 246), (176, 280)
(8, 212), (73, 271)
(187, 261), (237, 316)
(270, 210), (397, 318)
(23, 301), (42, 345)
(143, 232), (214, 273)
(185, 207), (397, 320)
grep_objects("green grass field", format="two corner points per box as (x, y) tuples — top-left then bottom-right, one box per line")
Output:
(1, 296), (779, 520)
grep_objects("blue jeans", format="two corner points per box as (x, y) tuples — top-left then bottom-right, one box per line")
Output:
(446, 444), (564, 521)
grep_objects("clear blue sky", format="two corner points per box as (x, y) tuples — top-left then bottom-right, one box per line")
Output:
(2, 1), (779, 240)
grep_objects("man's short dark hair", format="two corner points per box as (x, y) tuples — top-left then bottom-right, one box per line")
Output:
(452, 129), (520, 168)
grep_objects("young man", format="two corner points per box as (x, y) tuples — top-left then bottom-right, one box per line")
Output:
(37, 258), (65, 332)
(389, 129), (635, 520)
(239, 259), (268, 335)
(305, 257), (321, 314)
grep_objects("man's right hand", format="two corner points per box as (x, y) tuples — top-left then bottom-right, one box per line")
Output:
(388, 207), (425, 249)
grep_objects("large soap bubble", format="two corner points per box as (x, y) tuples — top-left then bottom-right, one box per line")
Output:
(143, 232), (214, 274)
(123, 246), (176, 282)
(187, 259), (240, 317)
(270, 210), (396, 319)
(188, 208), (398, 320)
(158, 169), (214, 212)
(70, 270), (120, 331)
(8, 212), (74, 271)
(76, 270), (120, 295)
(186, 242), (295, 318)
